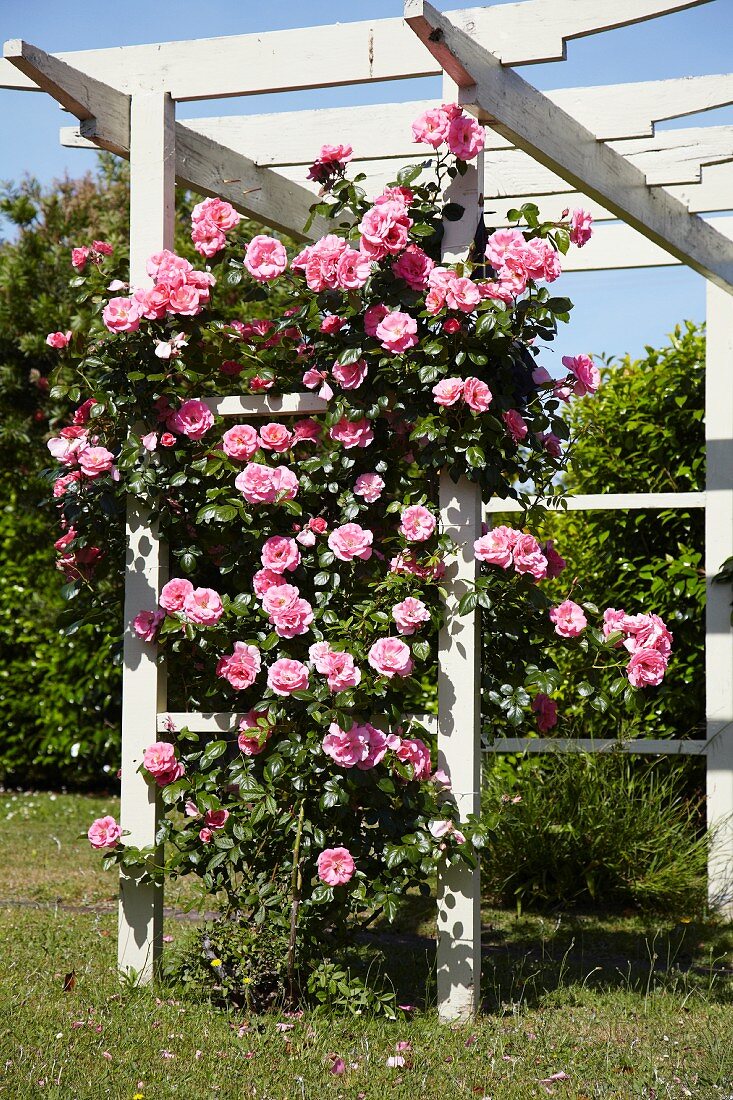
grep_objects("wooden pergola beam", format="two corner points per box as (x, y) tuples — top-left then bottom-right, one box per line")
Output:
(404, 0), (733, 294)
(4, 40), (327, 241)
(0, 1), (708, 100)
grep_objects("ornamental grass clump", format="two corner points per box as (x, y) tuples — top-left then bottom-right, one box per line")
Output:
(45, 108), (675, 1010)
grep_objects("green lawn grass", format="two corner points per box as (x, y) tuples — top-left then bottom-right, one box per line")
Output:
(0, 790), (732, 1099)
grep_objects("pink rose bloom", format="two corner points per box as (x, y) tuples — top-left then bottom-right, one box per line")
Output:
(183, 586), (223, 626)
(328, 522), (374, 562)
(236, 463), (274, 503)
(270, 466), (299, 501)
(78, 446), (115, 479)
(133, 284), (170, 320)
(392, 597), (430, 635)
(167, 283), (203, 317)
(411, 106), (451, 148)
(222, 424), (260, 460)
(539, 431), (563, 459)
(73, 398), (97, 425)
(296, 528), (316, 547)
(543, 540), (566, 579)
(170, 398), (214, 441)
(549, 600), (587, 638)
(512, 533), (548, 581)
(300, 235), (348, 292)
(445, 276), (481, 313)
(204, 809), (229, 829)
(359, 201), (412, 260)
(626, 648), (668, 688)
(309, 641), (334, 672)
(216, 642), (262, 690)
(238, 711), (271, 756)
(336, 248), (372, 289)
(317, 847), (355, 886)
(253, 567), (282, 597)
(562, 354), (601, 397)
(473, 525), (519, 568)
(88, 815), (122, 850)
(354, 473), (385, 503)
(159, 578), (194, 613)
(191, 219), (226, 257)
(302, 367), (333, 401)
(324, 650), (362, 692)
(271, 597), (314, 639)
(320, 315), (344, 334)
(147, 249), (192, 282)
(46, 330), (72, 349)
(392, 245), (434, 291)
(375, 310), (418, 354)
(532, 693), (558, 733)
(485, 228), (526, 270)
(53, 470), (82, 497)
(368, 637), (413, 678)
(364, 304), (390, 337)
(261, 536), (300, 575)
(433, 377), (464, 406)
(92, 240), (113, 256)
(570, 208), (593, 247)
(72, 246), (90, 270)
(234, 463), (274, 503)
(323, 722), (370, 768)
(329, 417), (374, 449)
(267, 658), (310, 696)
(292, 418), (322, 444)
(332, 358), (368, 391)
(463, 377), (492, 413)
(316, 142), (353, 165)
(394, 737), (431, 779)
(143, 741), (185, 787)
(447, 113), (485, 160)
(258, 423), (293, 453)
(192, 196), (241, 232)
(399, 504), (436, 543)
(503, 409), (528, 443)
(142, 432), (158, 451)
(261, 583), (299, 617)
(199, 828), (213, 843)
(133, 609), (164, 642)
(629, 614), (673, 659)
(244, 234), (288, 281)
(102, 296), (141, 334)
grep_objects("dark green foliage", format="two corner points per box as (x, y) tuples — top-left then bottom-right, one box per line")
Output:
(544, 322), (705, 739)
(482, 751), (708, 914)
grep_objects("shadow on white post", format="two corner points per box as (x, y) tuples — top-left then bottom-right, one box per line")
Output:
(118, 92), (175, 983)
(705, 281), (733, 917)
(437, 86), (484, 1020)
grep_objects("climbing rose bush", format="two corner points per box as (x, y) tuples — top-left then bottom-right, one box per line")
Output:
(49, 105), (672, 1007)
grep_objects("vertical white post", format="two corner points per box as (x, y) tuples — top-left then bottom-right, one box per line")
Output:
(119, 92), (175, 982)
(436, 77), (484, 1021)
(705, 281), (733, 917)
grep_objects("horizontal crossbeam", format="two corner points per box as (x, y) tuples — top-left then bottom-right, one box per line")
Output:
(0, 3), (708, 101)
(204, 394), (328, 418)
(484, 738), (707, 755)
(486, 493), (706, 512)
(405, 1), (733, 294)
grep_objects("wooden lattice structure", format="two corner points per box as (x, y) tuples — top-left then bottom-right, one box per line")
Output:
(3, 0), (733, 1020)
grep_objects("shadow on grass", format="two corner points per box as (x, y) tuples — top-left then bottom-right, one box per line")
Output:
(357, 894), (733, 1012)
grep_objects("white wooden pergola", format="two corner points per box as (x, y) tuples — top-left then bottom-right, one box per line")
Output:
(3, 0), (733, 1021)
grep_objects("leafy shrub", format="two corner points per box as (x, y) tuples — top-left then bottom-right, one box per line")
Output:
(482, 751), (708, 914)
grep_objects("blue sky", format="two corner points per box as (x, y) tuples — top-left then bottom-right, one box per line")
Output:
(2, 0), (732, 365)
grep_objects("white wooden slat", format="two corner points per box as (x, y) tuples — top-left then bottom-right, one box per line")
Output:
(118, 93), (176, 985)
(405, 2), (733, 294)
(3, 38), (130, 155)
(485, 493), (706, 513)
(0, 3), (707, 102)
(158, 713), (242, 734)
(436, 100), (483, 1021)
(611, 127), (733, 187)
(705, 282), (733, 917)
(484, 738), (707, 755)
(204, 394), (329, 418)
(561, 218), (733, 272)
